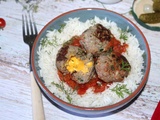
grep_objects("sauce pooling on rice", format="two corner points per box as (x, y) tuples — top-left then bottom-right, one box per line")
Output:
(56, 24), (131, 95)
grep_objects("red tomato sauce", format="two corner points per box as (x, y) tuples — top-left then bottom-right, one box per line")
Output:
(71, 36), (81, 47)
(58, 71), (111, 95)
(108, 37), (128, 56)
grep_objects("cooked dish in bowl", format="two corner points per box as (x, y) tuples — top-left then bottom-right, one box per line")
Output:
(37, 17), (144, 107)
(32, 8), (150, 116)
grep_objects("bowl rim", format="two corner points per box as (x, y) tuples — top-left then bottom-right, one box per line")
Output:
(32, 8), (151, 111)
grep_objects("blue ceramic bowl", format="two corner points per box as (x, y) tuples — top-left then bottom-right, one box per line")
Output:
(32, 8), (151, 117)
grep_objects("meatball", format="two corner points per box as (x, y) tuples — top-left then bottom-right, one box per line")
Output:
(80, 24), (113, 55)
(56, 45), (95, 84)
(95, 52), (131, 83)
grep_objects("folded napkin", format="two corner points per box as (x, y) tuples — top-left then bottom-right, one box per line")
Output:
(151, 101), (160, 120)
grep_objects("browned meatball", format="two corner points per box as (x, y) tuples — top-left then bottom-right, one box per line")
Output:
(56, 45), (95, 84)
(56, 45), (69, 73)
(80, 24), (113, 56)
(95, 52), (131, 83)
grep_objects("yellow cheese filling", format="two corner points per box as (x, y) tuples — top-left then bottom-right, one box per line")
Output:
(65, 56), (93, 73)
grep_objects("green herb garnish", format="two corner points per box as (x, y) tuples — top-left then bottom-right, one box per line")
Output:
(58, 23), (66, 33)
(111, 84), (131, 98)
(40, 36), (58, 48)
(107, 47), (113, 54)
(78, 78), (84, 83)
(120, 30), (128, 41)
(121, 60), (131, 71)
(52, 81), (72, 103)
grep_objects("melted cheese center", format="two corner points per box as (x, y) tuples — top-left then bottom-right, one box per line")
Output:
(65, 57), (93, 73)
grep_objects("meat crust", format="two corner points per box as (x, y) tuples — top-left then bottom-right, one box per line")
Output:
(95, 52), (131, 83)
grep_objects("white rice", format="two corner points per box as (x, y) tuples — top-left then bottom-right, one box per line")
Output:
(38, 16), (144, 107)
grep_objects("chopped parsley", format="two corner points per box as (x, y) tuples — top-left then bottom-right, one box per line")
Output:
(52, 81), (72, 103)
(120, 29), (129, 41)
(121, 60), (131, 71)
(40, 36), (58, 48)
(58, 23), (66, 33)
(78, 78), (84, 82)
(111, 84), (131, 98)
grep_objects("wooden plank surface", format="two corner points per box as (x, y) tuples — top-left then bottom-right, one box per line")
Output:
(0, 0), (160, 120)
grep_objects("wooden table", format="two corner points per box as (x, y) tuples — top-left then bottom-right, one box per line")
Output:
(0, 0), (160, 120)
